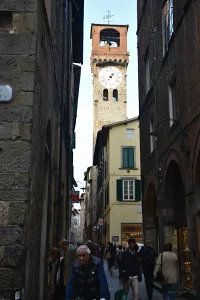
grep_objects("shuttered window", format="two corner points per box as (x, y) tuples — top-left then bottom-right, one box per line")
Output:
(122, 147), (135, 168)
(116, 179), (141, 202)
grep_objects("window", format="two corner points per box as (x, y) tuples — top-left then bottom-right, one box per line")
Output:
(100, 28), (120, 47)
(0, 11), (12, 31)
(126, 129), (134, 138)
(168, 80), (177, 126)
(103, 89), (108, 101)
(122, 147), (135, 168)
(116, 179), (141, 202)
(149, 116), (156, 152)
(162, 0), (174, 56)
(123, 180), (134, 200)
(113, 89), (118, 101)
(145, 51), (150, 94)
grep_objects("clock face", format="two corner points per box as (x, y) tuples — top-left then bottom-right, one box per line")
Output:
(99, 66), (122, 89)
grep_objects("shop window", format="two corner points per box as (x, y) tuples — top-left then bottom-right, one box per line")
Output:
(122, 147), (135, 168)
(121, 223), (143, 248)
(168, 80), (177, 126)
(100, 28), (120, 47)
(162, 0), (174, 56)
(177, 227), (192, 290)
(103, 89), (108, 101)
(0, 11), (12, 31)
(126, 129), (134, 138)
(113, 89), (118, 101)
(116, 179), (141, 202)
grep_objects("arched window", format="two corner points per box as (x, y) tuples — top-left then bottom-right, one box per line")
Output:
(103, 89), (108, 101)
(100, 29), (120, 47)
(113, 89), (118, 101)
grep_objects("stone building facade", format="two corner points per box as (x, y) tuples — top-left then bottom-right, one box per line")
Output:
(0, 0), (84, 299)
(137, 0), (200, 295)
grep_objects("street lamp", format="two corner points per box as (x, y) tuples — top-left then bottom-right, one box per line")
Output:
(76, 181), (86, 191)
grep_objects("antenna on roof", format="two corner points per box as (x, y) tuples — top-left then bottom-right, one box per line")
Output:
(103, 10), (114, 25)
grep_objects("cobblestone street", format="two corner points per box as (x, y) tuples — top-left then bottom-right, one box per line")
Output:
(103, 261), (162, 300)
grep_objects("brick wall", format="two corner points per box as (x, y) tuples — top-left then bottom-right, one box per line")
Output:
(138, 0), (200, 292)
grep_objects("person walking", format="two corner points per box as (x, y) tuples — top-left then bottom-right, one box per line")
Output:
(139, 240), (157, 300)
(105, 242), (116, 275)
(115, 245), (123, 269)
(154, 242), (179, 300)
(119, 238), (142, 300)
(48, 248), (65, 300)
(60, 239), (78, 287)
(65, 245), (110, 300)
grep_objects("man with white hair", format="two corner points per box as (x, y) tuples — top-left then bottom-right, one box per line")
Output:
(65, 245), (110, 300)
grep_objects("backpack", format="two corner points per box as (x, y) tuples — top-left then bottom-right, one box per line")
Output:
(141, 247), (155, 268)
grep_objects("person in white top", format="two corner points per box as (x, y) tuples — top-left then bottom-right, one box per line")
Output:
(154, 242), (179, 300)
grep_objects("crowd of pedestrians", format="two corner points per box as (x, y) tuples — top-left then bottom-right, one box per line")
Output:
(48, 238), (179, 300)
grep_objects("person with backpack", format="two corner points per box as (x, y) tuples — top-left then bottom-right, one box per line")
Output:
(139, 240), (157, 300)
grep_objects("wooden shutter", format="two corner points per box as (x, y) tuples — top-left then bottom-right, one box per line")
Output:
(135, 179), (141, 201)
(122, 148), (129, 168)
(116, 179), (123, 201)
(128, 148), (134, 168)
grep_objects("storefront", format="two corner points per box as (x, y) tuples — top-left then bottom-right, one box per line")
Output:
(121, 223), (143, 248)
(177, 227), (192, 290)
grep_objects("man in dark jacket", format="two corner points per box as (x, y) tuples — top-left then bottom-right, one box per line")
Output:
(119, 238), (142, 300)
(139, 240), (157, 300)
(65, 245), (110, 300)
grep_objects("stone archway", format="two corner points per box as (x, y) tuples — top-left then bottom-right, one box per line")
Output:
(163, 160), (192, 289)
(143, 183), (159, 252)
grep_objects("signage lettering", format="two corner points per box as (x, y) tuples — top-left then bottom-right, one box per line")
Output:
(0, 85), (14, 102)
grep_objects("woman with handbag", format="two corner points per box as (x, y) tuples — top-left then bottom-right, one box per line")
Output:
(154, 242), (179, 300)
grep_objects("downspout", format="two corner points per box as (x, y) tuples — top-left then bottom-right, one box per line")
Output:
(56, 0), (68, 245)
(65, 0), (71, 239)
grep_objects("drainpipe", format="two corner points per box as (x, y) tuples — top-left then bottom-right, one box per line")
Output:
(64, 0), (71, 239)
(56, 0), (70, 245)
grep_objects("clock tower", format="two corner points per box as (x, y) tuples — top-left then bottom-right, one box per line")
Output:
(90, 23), (129, 146)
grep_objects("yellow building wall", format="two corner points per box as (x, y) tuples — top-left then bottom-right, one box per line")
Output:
(104, 119), (143, 245)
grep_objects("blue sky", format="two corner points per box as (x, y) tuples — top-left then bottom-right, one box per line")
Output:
(74, 0), (138, 189)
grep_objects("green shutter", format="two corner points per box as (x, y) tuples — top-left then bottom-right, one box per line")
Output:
(128, 148), (134, 168)
(135, 179), (141, 201)
(116, 179), (123, 201)
(123, 148), (128, 168)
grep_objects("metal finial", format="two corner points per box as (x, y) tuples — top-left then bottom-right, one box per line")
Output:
(103, 10), (114, 24)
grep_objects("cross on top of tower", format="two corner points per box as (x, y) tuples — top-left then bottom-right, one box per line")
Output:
(103, 10), (114, 24)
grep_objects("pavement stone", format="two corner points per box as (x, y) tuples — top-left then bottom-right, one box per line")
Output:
(103, 261), (187, 300)
(104, 261), (162, 300)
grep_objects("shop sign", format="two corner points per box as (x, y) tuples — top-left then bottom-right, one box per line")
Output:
(136, 204), (142, 213)
(0, 85), (14, 102)
(112, 236), (119, 242)
(98, 218), (103, 226)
